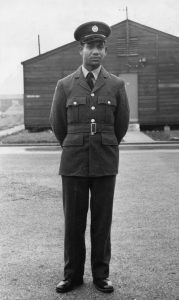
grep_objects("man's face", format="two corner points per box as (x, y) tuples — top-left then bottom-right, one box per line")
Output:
(80, 41), (107, 70)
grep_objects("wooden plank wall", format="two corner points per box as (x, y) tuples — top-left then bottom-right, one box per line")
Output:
(158, 36), (179, 124)
(105, 22), (179, 126)
(104, 22), (160, 125)
(24, 45), (81, 128)
(23, 20), (179, 128)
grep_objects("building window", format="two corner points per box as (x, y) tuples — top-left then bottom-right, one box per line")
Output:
(117, 37), (138, 56)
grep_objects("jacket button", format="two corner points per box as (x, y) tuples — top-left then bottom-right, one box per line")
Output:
(91, 93), (95, 97)
(91, 106), (95, 110)
(108, 100), (111, 105)
(91, 119), (95, 123)
(73, 101), (77, 105)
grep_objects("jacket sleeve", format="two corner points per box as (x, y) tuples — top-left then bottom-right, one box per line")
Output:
(114, 80), (130, 144)
(49, 80), (67, 146)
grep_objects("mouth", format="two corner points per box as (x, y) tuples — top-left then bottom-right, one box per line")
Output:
(90, 57), (100, 61)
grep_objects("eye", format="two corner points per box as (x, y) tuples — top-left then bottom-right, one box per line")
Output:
(97, 45), (103, 50)
(86, 43), (93, 49)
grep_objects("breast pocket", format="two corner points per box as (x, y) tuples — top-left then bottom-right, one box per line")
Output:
(97, 97), (117, 123)
(66, 97), (86, 123)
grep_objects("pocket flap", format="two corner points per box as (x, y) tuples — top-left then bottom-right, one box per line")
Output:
(98, 97), (116, 106)
(101, 133), (118, 145)
(66, 97), (86, 107)
(62, 134), (84, 146)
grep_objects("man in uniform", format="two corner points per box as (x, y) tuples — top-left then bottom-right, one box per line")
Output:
(50, 21), (129, 293)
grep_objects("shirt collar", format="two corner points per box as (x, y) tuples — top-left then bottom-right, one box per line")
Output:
(81, 65), (101, 80)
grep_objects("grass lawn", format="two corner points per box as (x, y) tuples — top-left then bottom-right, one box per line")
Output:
(0, 129), (58, 144)
(0, 128), (179, 144)
(144, 129), (179, 141)
(0, 115), (24, 130)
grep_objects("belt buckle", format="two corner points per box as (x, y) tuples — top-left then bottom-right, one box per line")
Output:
(91, 122), (96, 135)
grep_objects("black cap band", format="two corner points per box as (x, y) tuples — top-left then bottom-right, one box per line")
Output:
(74, 21), (111, 43)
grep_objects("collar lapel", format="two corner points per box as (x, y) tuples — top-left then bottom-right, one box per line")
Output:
(93, 66), (109, 92)
(74, 66), (91, 92)
(74, 66), (109, 93)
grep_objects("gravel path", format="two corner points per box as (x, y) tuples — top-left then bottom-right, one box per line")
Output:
(0, 149), (178, 299)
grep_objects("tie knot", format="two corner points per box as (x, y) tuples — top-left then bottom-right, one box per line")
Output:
(87, 72), (94, 79)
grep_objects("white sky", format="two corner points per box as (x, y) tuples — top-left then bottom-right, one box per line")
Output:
(0, 0), (178, 94)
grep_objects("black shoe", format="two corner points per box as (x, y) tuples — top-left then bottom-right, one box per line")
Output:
(93, 278), (114, 293)
(56, 278), (83, 293)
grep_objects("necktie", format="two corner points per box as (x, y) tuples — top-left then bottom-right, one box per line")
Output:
(86, 72), (94, 90)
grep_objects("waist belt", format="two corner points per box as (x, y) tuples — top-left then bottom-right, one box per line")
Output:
(67, 123), (114, 135)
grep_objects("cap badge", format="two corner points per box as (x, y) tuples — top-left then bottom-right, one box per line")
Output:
(92, 25), (98, 32)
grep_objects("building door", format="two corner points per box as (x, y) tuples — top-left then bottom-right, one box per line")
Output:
(119, 73), (138, 123)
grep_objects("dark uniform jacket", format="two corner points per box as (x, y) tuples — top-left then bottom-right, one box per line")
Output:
(50, 66), (130, 177)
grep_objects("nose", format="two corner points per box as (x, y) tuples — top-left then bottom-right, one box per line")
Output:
(92, 47), (100, 55)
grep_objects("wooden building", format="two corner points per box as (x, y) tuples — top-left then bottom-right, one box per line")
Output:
(21, 19), (179, 130)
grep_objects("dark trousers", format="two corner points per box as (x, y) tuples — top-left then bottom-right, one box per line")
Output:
(61, 175), (116, 280)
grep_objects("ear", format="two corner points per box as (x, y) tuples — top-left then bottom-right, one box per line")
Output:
(79, 45), (84, 56)
(104, 46), (107, 55)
